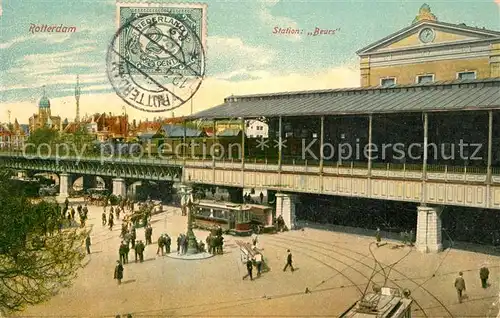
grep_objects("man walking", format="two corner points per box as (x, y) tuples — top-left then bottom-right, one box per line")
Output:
(85, 235), (91, 254)
(242, 258), (254, 281)
(114, 260), (124, 285)
(480, 264), (490, 288)
(136, 240), (145, 262)
(283, 249), (294, 272)
(454, 272), (466, 303)
(254, 251), (263, 277)
(157, 234), (165, 256)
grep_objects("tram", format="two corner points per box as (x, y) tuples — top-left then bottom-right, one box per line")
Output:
(339, 287), (412, 318)
(192, 200), (274, 236)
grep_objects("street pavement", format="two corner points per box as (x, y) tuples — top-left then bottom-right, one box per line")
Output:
(14, 198), (500, 317)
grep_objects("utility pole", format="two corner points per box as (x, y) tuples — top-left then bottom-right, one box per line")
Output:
(75, 75), (81, 123)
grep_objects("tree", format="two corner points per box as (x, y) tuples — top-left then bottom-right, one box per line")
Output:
(25, 128), (60, 154)
(0, 170), (88, 314)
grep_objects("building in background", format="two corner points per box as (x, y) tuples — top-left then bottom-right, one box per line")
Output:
(245, 120), (268, 138)
(72, 112), (129, 142)
(0, 120), (29, 149)
(28, 87), (61, 132)
(357, 3), (500, 87)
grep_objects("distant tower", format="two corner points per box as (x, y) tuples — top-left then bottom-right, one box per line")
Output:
(7, 110), (11, 124)
(75, 75), (81, 122)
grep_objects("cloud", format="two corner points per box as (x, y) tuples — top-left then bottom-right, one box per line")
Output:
(207, 36), (276, 75)
(214, 69), (273, 81)
(258, 0), (301, 42)
(0, 66), (360, 122)
(0, 32), (74, 50)
(2, 45), (106, 91)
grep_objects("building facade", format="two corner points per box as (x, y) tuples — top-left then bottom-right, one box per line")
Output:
(357, 4), (500, 87)
(245, 120), (268, 138)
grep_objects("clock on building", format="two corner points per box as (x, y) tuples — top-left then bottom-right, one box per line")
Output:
(419, 28), (435, 43)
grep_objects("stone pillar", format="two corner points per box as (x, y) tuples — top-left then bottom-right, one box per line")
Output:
(58, 173), (70, 199)
(82, 175), (96, 190)
(275, 193), (297, 230)
(415, 206), (443, 253)
(112, 178), (126, 198)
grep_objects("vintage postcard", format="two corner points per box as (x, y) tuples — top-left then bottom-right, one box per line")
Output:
(0, 0), (499, 317)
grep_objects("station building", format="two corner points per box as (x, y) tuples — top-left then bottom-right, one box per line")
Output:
(188, 4), (500, 251)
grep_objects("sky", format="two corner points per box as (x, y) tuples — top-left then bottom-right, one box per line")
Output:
(0, 0), (499, 123)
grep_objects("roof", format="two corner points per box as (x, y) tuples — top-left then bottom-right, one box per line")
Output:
(341, 292), (412, 318)
(187, 78), (500, 119)
(356, 19), (500, 55)
(39, 96), (50, 108)
(160, 124), (204, 137)
(137, 133), (157, 140)
(217, 128), (243, 137)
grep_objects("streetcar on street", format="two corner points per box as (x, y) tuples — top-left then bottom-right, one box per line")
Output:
(192, 200), (275, 236)
(339, 287), (413, 318)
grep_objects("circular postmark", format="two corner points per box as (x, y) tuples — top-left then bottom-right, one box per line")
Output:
(106, 13), (205, 113)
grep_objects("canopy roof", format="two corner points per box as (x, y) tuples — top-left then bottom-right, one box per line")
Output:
(187, 78), (500, 120)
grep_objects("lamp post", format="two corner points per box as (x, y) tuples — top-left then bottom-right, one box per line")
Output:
(180, 183), (198, 254)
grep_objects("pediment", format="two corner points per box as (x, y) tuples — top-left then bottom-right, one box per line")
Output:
(357, 21), (500, 55)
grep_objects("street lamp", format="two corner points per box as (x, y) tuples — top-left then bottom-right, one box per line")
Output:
(180, 183), (198, 254)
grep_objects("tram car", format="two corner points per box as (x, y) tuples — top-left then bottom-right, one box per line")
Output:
(339, 287), (412, 318)
(192, 200), (275, 236)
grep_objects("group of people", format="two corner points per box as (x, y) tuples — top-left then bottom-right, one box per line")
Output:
(102, 206), (125, 231)
(243, 191), (265, 204)
(156, 233), (172, 255)
(453, 264), (491, 303)
(62, 198), (89, 228)
(118, 221), (151, 264)
(206, 226), (225, 255)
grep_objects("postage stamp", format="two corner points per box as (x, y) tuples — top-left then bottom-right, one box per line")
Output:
(107, 2), (207, 113)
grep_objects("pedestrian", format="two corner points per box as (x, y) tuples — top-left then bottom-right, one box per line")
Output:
(283, 249), (294, 272)
(165, 234), (171, 253)
(102, 212), (107, 226)
(182, 234), (188, 254)
(259, 191), (264, 204)
(119, 241), (127, 264)
(454, 272), (466, 303)
(242, 258), (253, 280)
(375, 227), (381, 247)
(252, 233), (258, 248)
(130, 228), (136, 249)
(114, 260), (124, 285)
(480, 264), (490, 288)
(157, 234), (165, 255)
(137, 240), (145, 262)
(177, 234), (181, 254)
(85, 235), (91, 254)
(109, 217), (114, 231)
(254, 251), (263, 277)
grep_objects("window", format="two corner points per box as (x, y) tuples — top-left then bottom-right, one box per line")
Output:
(457, 71), (476, 80)
(416, 74), (434, 84)
(380, 77), (396, 87)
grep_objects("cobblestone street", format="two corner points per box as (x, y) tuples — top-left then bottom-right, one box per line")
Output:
(16, 199), (500, 317)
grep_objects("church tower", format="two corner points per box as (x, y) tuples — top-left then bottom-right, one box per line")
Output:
(75, 75), (81, 122)
(38, 85), (51, 128)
